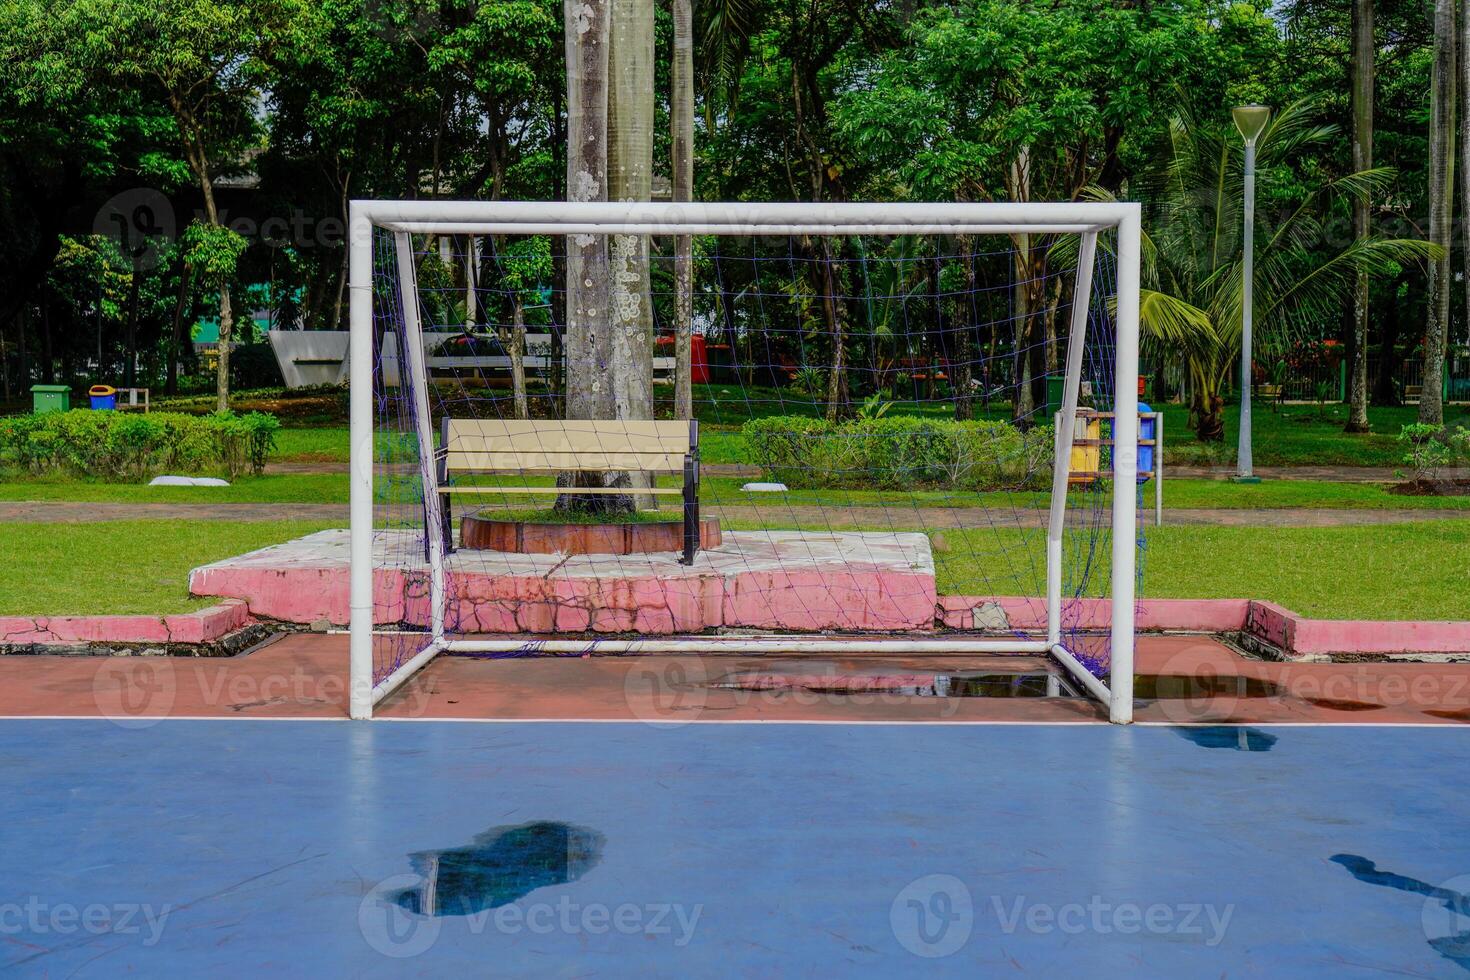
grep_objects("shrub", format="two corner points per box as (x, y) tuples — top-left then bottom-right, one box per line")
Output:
(742, 415), (1053, 492)
(1397, 423), (1470, 484)
(0, 409), (281, 481)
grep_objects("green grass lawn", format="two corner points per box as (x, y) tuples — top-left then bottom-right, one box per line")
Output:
(932, 520), (1470, 621)
(3, 470), (1469, 512)
(0, 520), (337, 615)
(1, 516), (1465, 620)
(1154, 402), (1468, 468)
(0, 472), (350, 503)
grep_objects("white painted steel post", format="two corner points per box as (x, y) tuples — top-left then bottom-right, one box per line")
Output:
(1238, 140), (1257, 480)
(392, 233), (447, 642)
(1046, 232), (1099, 646)
(1154, 413), (1163, 527)
(1109, 207), (1142, 724)
(348, 206), (375, 720)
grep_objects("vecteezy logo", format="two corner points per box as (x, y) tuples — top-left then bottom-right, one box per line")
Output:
(93, 189), (176, 271)
(890, 874), (973, 958)
(622, 655), (708, 726)
(1421, 874), (1470, 965)
(359, 873), (442, 958)
(92, 660), (176, 729)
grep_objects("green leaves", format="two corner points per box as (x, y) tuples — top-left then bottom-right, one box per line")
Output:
(181, 221), (247, 283)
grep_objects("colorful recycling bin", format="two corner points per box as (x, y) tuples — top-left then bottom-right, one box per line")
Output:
(1068, 411), (1101, 485)
(1137, 402), (1155, 482)
(89, 385), (117, 410)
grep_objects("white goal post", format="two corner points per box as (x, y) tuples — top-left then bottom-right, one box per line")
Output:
(347, 200), (1142, 723)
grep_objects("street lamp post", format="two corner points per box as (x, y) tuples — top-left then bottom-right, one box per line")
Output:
(1232, 104), (1270, 483)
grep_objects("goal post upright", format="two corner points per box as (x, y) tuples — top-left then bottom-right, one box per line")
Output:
(347, 199), (1142, 722)
(348, 202), (376, 721)
(1108, 205), (1143, 724)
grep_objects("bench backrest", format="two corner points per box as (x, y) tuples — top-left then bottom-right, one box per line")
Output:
(441, 419), (695, 474)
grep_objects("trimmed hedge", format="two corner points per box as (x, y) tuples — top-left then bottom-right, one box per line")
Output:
(0, 410), (280, 481)
(742, 415), (1053, 491)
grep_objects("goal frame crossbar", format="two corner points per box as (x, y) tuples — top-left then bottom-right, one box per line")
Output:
(347, 200), (1143, 723)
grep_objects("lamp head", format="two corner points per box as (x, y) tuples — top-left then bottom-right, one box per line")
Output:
(1231, 105), (1271, 146)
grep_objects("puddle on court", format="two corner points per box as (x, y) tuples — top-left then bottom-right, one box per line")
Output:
(1133, 674), (1283, 700)
(1173, 726), (1278, 752)
(391, 821), (604, 917)
(1331, 854), (1470, 971)
(704, 668), (1083, 699)
(700, 662), (1286, 703)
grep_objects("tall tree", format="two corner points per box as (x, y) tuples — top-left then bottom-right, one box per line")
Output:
(1345, 0), (1375, 432)
(1463, 0), (1470, 397)
(1420, 0), (1456, 424)
(60, 0), (308, 411)
(671, 0), (696, 419)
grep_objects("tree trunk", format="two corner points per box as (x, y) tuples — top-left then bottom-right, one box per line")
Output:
(167, 262), (192, 395)
(1462, 0), (1470, 404)
(1346, 0), (1375, 432)
(1420, 0), (1456, 425)
(215, 284), (233, 412)
(607, 0), (656, 507)
(559, 0), (618, 511)
(671, 0), (695, 419)
(464, 237), (478, 330)
(563, 0), (611, 426)
(122, 270), (141, 388)
(510, 297), (529, 420)
(1009, 149), (1035, 424)
(820, 237), (850, 421)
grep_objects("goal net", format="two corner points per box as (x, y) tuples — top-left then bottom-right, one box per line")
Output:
(348, 202), (1144, 722)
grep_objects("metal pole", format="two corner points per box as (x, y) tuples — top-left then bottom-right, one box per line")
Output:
(1154, 413), (1164, 527)
(1238, 140), (1256, 480)
(1109, 206), (1142, 724)
(348, 207), (375, 720)
(1046, 232), (1099, 646)
(392, 233), (447, 642)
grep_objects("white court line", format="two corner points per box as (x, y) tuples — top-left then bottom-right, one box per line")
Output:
(0, 715), (1465, 729)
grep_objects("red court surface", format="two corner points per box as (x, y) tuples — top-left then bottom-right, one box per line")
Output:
(2, 632), (1468, 724)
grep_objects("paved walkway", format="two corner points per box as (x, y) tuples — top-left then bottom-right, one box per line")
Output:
(2, 499), (1466, 527)
(273, 459), (1470, 483)
(1169, 464), (1470, 482)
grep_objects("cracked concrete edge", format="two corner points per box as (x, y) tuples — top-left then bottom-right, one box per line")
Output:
(0, 598), (252, 646)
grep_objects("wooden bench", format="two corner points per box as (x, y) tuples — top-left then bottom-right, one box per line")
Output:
(436, 419), (702, 564)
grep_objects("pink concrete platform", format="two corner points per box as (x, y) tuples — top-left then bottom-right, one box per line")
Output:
(938, 594), (1470, 659)
(188, 529), (937, 634)
(0, 599), (251, 647)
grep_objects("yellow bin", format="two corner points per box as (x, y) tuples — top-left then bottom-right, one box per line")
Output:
(1067, 412), (1101, 485)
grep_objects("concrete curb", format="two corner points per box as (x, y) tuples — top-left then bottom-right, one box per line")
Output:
(938, 595), (1470, 659)
(0, 599), (252, 646)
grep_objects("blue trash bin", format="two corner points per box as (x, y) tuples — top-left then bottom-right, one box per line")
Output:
(89, 385), (117, 410)
(1137, 402), (1154, 483)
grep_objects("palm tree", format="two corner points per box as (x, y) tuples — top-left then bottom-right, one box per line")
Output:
(1345, 0), (1374, 433)
(1421, 0), (1456, 425)
(1135, 100), (1435, 442)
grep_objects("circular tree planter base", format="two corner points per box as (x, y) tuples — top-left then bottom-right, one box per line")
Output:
(460, 514), (722, 556)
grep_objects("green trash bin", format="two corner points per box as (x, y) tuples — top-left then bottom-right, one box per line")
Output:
(30, 384), (70, 414)
(1044, 376), (1066, 417)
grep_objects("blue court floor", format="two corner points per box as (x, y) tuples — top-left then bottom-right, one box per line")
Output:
(2, 720), (1468, 977)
